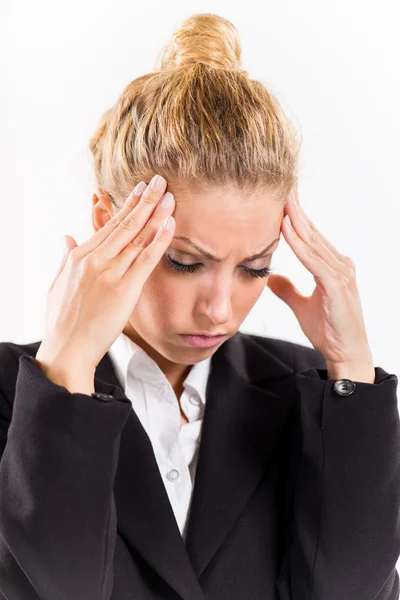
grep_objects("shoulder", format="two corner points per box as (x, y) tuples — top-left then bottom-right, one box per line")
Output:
(239, 331), (327, 372)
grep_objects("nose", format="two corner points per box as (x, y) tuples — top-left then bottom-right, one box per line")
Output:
(196, 280), (233, 325)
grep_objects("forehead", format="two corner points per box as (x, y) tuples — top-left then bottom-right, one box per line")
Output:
(169, 184), (284, 256)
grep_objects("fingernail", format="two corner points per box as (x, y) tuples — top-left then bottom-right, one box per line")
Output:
(150, 174), (165, 190)
(160, 192), (174, 208)
(133, 181), (147, 195)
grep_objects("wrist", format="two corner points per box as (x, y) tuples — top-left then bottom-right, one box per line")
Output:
(326, 360), (375, 384)
(35, 355), (96, 395)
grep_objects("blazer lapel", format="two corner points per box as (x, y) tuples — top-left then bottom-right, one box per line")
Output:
(93, 330), (294, 597)
(94, 359), (205, 600)
(183, 332), (294, 578)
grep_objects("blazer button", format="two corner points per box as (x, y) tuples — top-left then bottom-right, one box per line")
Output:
(91, 392), (113, 402)
(333, 379), (356, 396)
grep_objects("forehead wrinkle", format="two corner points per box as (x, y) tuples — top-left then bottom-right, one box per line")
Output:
(172, 236), (281, 263)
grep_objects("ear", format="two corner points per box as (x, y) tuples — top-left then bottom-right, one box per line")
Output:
(92, 189), (115, 232)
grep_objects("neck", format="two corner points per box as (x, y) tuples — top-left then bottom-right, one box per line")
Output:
(122, 322), (192, 397)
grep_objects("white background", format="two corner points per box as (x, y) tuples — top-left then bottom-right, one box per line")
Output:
(1, 1), (399, 377)
(1, 0), (400, 578)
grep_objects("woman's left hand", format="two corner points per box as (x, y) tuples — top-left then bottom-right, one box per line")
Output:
(266, 181), (375, 383)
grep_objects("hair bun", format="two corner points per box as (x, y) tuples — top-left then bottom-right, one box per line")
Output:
(156, 13), (243, 71)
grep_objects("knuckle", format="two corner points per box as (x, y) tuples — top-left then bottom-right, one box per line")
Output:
(343, 255), (356, 269)
(308, 230), (321, 245)
(306, 244), (319, 261)
(124, 195), (138, 210)
(128, 233), (147, 250)
(335, 270), (349, 285)
(101, 268), (116, 285)
(308, 219), (318, 233)
(139, 247), (154, 265)
(80, 254), (101, 273)
(346, 264), (356, 278)
(141, 189), (159, 205)
(68, 247), (81, 265)
(104, 216), (119, 229)
(119, 212), (140, 231)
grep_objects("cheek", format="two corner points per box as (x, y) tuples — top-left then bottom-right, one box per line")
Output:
(237, 281), (266, 311)
(140, 269), (190, 312)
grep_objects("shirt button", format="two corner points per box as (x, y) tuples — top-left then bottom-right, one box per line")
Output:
(91, 392), (113, 402)
(189, 394), (201, 406)
(166, 469), (180, 482)
(333, 379), (356, 396)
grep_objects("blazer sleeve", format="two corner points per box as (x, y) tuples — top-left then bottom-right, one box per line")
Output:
(276, 351), (400, 600)
(0, 347), (132, 600)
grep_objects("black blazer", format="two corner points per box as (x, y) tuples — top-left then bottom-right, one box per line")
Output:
(0, 331), (399, 600)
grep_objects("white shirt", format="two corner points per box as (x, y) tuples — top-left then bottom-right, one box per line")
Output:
(107, 332), (212, 541)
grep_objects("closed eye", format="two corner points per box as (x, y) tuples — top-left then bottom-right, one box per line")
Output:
(165, 255), (274, 279)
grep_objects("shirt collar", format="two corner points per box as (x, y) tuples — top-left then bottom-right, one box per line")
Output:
(107, 331), (212, 407)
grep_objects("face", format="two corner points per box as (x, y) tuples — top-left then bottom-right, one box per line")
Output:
(92, 183), (283, 387)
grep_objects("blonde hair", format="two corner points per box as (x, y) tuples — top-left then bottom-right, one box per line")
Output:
(89, 13), (301, 207)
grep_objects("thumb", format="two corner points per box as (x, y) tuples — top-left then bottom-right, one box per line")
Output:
(62, 235), (78, 257)
(266, 274), (307, 316)
(50, 235), (78, 288)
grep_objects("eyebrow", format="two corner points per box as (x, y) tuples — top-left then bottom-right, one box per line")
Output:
(172, 236), (281, 263)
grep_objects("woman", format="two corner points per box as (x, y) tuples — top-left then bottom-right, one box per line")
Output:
(0, 12), (398, 600)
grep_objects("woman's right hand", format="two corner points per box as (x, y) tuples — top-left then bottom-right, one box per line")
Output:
(35, 175), (176, 376)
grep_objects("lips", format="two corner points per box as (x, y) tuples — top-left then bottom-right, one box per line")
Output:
(182, 332), (228, 337)
(179, 334), (228, 348)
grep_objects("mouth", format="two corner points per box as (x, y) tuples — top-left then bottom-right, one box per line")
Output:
(178, 333), (228, 348)
(181, 332), (228, 337)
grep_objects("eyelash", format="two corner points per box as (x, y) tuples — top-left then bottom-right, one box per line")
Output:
(166, 255), (274, 279)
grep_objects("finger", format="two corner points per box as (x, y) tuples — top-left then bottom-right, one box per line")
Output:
(111, 191), (176, 279)
(281, 214), (339, 282)
(284, 193), (348, 275)
(72, 182), (147, 259)
(123, 214), (176, 289)
(286, 188), (347, 270)
(97, 174), (171, 261)
(266, 273), (309, 313)
(74, 176), (165, 260)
